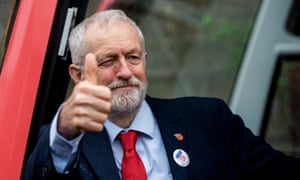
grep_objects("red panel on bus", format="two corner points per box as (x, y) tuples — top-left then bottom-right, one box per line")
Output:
(0, 0), (57, 178)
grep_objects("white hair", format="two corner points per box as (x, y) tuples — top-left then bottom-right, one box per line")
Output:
(68, 9), (145, 65)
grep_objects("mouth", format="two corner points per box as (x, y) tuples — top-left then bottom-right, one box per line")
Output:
(108, 78), (141, 92)
(111, 85), (137, 91)
(109, 83), (139, 91)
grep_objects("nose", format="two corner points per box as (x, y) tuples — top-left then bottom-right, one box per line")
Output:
(116, 57), (133, 79)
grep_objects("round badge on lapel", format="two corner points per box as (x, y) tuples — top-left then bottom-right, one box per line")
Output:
(173, 149), (190, 167)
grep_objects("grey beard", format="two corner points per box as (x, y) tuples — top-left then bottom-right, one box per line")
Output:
(108, 86), (146, 121)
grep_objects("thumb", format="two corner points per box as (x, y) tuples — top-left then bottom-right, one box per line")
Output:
(84, 53), (98, 84)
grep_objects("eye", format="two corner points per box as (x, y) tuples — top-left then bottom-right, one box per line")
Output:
(97, 58), (116, 67)
(126, 54), (142, 64)
(129, 55), (139, 60)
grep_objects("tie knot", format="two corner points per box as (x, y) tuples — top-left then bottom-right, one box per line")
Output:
(118, 131), (138, 151)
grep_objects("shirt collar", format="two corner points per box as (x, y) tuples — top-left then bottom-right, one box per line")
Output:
(104, 100), (156, 143)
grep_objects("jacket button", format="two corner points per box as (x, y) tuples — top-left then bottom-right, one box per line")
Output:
(41, 167), (48, 177)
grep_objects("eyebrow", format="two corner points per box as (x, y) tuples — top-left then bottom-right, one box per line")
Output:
(95, 52), (117, 61)
(96, 48), (143, 59)
(125, 48), (143, 55)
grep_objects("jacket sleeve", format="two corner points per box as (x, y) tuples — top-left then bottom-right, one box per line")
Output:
(22, 125), (77, 180)
(218, 100), (300, 179)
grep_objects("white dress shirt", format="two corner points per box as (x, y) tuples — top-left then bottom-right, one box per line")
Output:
(50, 100), (173, 179)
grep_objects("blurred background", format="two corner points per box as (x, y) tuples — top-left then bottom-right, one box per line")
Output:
(1, 0), (300, 159)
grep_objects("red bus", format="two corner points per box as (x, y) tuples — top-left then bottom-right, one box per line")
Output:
(0, 0), (299, 179)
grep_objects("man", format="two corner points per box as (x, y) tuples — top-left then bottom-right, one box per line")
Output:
(24, 9), (300, 180)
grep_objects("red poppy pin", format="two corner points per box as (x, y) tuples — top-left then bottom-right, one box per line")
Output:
(174, 133), (184, 141)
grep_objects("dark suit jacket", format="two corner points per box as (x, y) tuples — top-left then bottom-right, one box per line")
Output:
(23, 96), (300, 179)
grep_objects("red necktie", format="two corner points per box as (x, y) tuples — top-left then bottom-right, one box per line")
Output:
(118, 131), (147, 180)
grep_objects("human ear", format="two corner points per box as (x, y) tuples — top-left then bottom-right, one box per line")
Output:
(69, 64), (82, 84)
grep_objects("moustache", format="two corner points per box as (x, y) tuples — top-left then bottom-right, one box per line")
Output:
(108, 78), (140, 90)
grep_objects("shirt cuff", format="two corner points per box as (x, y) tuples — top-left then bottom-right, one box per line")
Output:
(49, 104), (84, 173)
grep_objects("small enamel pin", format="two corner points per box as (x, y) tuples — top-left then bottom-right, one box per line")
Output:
(173, 149), (190, 167)
(173, 133), (184, 141)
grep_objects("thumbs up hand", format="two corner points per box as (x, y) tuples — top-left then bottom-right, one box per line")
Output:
(84, 53), (99, 85)
(58, 53), (112, 140)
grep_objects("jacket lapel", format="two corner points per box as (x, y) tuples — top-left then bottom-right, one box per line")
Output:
(158, 118), (190, 180)
(81, 131), (120, 180)
(147, 96), (190, 180)
(80, 96), (191, 180)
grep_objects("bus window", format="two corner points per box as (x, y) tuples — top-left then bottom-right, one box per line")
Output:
(265, 60), (300, 157)
(0, 0), (18, 72)
(83, 0), (261, 101)
(261, 0), (300, 157)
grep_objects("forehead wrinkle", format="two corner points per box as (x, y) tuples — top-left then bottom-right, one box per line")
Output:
(92, 37), (142, 54)
(95, 47), (142, 61)
(84, 22), (143, 57)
